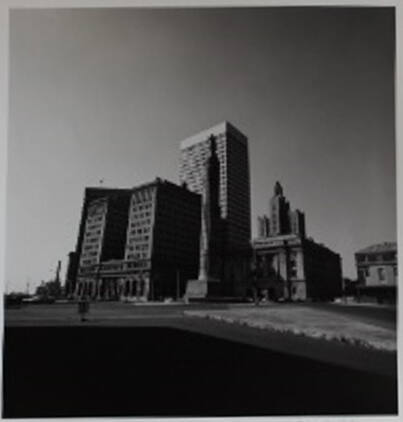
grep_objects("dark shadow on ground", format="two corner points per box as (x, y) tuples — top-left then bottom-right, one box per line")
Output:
(2, 327), (398, 418)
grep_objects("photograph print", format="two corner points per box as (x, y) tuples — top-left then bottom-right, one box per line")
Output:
(2, 4), (399, 419)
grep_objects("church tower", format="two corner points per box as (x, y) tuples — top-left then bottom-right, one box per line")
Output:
(269, 181), (290, 236)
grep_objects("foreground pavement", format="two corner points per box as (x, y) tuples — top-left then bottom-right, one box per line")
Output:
(3, 324), (397, 417)
(3, 302), (397, 417)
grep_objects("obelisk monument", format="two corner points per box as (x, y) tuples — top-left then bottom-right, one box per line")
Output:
(186, 134), (222, 298)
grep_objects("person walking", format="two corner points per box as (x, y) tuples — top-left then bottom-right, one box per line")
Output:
(78, 295), (90, 322)
(249, 267), (260, 306)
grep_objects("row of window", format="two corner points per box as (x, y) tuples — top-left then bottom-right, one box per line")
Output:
(83, 236), (101, 244)
(130, 227), (151, 235)
(132, 203), (152, 211)
(126, 243), (149, 252)
(126, 252), (148, 260)
(360, 266), (398, 280)
(82, 250), (98, 258)
(131, 189), (154, 203)
(81, 258), (97, 266)
(87, 215), (104, 223)
(84, 229), (102, 237)
(130, 211), (152, 219)
(130, 218), (152, 228)
(127, 235), (150, 243)
(83, 244), (99, 251)
(357, 253), (397, 263)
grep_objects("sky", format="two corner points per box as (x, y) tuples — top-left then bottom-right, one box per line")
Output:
(6, 7), (396, 292)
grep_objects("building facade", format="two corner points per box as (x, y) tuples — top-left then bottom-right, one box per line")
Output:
(79, 194), (130, 268)
(179, 121), (252, 296)
(64, 187), (132, 296)
(253, 183), (342, 301)
(253, 235), (342, 301)
(74, 178), (201, 301)
(355, 242), (397, 286)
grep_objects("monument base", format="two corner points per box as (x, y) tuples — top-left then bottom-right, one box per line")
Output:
(185, 277), (220, 300)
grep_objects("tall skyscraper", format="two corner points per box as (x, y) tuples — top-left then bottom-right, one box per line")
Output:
(179, 121), (251, 295)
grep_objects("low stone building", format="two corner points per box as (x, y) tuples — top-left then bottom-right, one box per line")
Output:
(355, 242), (397, 286)
(253, 235), (342, 301)
(354, 242), (397, 303)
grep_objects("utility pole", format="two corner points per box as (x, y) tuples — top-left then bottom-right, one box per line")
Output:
(176, 269), (180, 301)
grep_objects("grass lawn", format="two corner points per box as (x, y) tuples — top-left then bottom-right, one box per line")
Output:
(185, 304), (396, 351)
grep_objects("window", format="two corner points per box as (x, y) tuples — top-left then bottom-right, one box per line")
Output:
(378, 268), (385, 282)
(289, 253), (298, 278)
(365, 268), (369, 277)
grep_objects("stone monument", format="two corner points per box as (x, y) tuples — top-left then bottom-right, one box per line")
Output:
(185, 134), (222, 299)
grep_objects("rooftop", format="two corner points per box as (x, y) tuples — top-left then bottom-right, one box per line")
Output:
(87, 178), (193, 195)
(180, 121), (247, 149)
(356, 242), (397, 254)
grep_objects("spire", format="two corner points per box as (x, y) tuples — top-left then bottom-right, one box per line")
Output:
(55, 260), (61, 284)
(274, 181), (283, 196)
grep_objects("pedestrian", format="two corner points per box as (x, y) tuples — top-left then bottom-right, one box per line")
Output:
(78, 295), (90, 322)
(251, 278), (260, 306)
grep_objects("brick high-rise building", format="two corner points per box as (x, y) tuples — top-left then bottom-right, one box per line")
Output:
(79, 194), (130, 268)
(179, 121), (252, 296)
(65, 187), (132, 297)
(74, 178), (202, 301)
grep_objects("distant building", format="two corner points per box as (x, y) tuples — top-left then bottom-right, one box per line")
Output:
(35, 261), (63, 299)
(179, 121), (251, 296)
(355, 242), (397, 286)
(258, 181), (306, 238)
(252, 182), (342, 301)
(74, 178), (201, 301)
